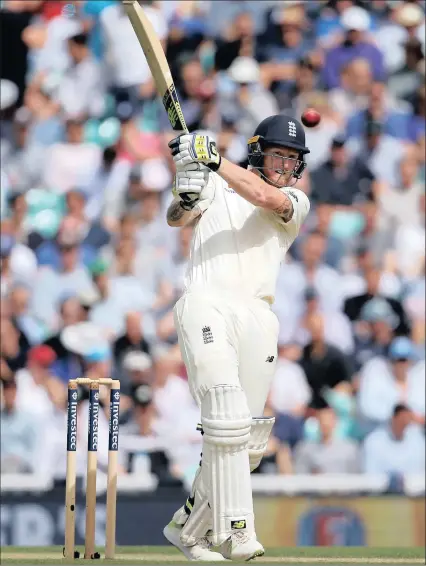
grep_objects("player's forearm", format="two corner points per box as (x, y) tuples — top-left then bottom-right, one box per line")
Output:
(216, 158), (293, 219)
(216, 158), (266, 206)
(166, 199), (201, 227)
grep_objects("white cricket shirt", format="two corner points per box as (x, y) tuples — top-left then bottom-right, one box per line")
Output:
(184, 173), (310, 303)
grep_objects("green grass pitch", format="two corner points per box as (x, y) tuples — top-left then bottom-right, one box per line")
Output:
(0, 546), (424, 565)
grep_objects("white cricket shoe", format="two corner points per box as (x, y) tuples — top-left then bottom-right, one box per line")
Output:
(219, 531), (264, 561)
(163, 521), (228, 562)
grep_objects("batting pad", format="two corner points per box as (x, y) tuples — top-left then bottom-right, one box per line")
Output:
(179, 415), (275, 545)
(201, 385), (253, 546)
(248, 417), (275, 472)
(179, 467), (212, 546)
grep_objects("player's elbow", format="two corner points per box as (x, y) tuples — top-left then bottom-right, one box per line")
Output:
(167, 217), (185, 227)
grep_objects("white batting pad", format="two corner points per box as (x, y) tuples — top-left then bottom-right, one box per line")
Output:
(201, 385), (253, 546)
(248, 417), (275, 472)
(179, 416), (275, 545)
(179, 467), (212, 545)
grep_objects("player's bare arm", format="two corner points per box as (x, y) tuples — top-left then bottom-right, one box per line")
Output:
(166, 199), (201, 227)
(217, 158), (295, 221)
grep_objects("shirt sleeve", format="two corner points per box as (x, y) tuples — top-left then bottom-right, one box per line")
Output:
(273, 188), (310, 234)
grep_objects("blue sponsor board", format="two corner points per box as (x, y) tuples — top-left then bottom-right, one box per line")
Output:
(297, 505), (365, 546)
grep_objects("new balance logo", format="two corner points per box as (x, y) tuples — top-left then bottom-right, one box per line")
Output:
(287, 190), (298, 202)
(265, 356), (275, 363)
(288, 121), (297, 137)
(202, 326), (214, 344)
(231, 520), (247, 530)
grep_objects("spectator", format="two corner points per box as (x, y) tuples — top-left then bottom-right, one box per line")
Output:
(151, 346), (201, 481)
(289, 287), (354, 355)
(388, 38), (425, 102)
(217, 56), (279, 140)
(43, 295), (85, 383)
(21, 4), (83, 78)
(260, 4), (313, 66)
(408, 84), (426, 144)
(294, 407), (360, 474)
(267, 343), (311, 473)
(346, 81), (412, 141)
(66, 189), (111, 251)
(114, 312), (151, 376)
(354, 297), (399, 370)
(122, 383), (173, 483)
(0, 223), (38, 292)
(377, 2), (426, 75)
(35, 215), (99, 270)
(363, 404), (425, 474)
(344, 266), (410, 336)
(54, 31), (106, 119)
(298, 313), (353, 410)
(340, 242), (401, 301)
(8, 283), (45, 345)
(275, 231), (344, 322)
(358, 337), (425, 429)
(14, 345), (65, 417)
(23, 71), (64, 147)
(392, 194), (425, 284)
(1, 378), (41, 473)
(41, 117), (102, 194)
(328, 58), (372, 122)
(315, 1), (369, 48)
(135, 189), (168, 253)
(310, 134), (376, 207)
(306, 206), (346, 269)
(214, 11), (260, 72)
(85, 146), (131, 226)
(1, 317), (30, 373)
(2, 106), (45, 191)
(100, 1), (168, 106)
(346, 117), (408, 187)
(378, 153), (423, 233)
(403, 268), (425, 350)
(280, 56), (319, 116)
(31, 229), (95, 329)
(321, 6), (385, 90)
(6, 192), (29, 245)
(122, 350), (153, 389)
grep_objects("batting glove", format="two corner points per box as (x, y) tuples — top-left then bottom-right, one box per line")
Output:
(169, 134), (222, 171)
(172, 163), (209, 210)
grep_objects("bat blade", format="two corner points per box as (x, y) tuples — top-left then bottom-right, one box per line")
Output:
(123, 0), (188, 132)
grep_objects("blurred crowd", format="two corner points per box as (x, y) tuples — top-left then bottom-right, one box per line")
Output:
(1, 0), (425, 487)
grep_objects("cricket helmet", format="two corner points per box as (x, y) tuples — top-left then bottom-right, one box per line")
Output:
(247, 114), (310, 185)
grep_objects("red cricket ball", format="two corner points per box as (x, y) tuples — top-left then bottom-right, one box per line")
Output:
(301, 108), (321, 128)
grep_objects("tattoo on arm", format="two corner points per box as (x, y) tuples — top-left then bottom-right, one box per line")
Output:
(167, 201), (186, 222)
(273, 194), (294, 223)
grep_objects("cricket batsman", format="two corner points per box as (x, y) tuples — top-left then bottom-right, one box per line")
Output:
(163, 115), (311, 561)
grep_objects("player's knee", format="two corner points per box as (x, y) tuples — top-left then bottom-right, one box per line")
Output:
(201, 385), (252, 446)
(248, 417), (275, 471)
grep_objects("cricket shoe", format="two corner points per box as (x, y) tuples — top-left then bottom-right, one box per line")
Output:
(163, 521), (228, 562)
(219, 531), (264, 561)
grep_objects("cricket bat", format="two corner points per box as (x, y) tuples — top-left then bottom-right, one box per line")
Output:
(123, 0), (188, 133)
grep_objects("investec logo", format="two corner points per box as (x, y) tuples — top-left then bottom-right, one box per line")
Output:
(89, 398), (99, 451)
(68, 400), (77, 451)
(109, 397), (119, 451)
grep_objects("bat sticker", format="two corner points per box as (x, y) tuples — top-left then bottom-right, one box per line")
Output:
(162, 86), (187, 131)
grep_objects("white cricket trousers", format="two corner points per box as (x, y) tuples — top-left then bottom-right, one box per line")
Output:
(173, 287), (279, 417)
